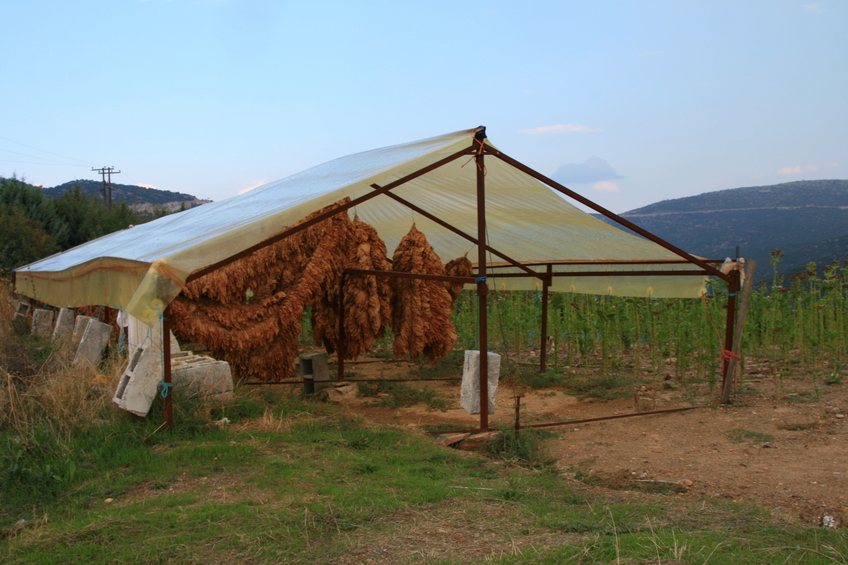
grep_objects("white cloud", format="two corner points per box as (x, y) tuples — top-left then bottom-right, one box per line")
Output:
(778, 166), (803, 175)
(592, 181), (620, 192)
(521, 124), (601, 134)
(803, 3), (826, 13)
(137, 183), (157, 189)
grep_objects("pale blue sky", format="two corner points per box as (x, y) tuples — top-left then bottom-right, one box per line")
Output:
(1, 0), (845, 212)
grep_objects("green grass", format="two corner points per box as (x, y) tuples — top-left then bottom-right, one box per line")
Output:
(3, 390), (848, 564)
(360, 380), (451, 411)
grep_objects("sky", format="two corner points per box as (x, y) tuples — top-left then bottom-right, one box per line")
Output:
(1, 0), (846, 213)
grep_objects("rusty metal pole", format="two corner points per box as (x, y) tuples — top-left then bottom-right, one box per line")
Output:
(539, 265), (551, 373)
(514, 395), (522, 439)
(720, 270), (741, 403)
(338, 273), (347, 381)
(162, 305), (173, 430)
(475, 133), (490, 431)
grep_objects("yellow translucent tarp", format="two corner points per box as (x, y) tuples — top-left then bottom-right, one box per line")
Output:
(14, 127), (707, 324)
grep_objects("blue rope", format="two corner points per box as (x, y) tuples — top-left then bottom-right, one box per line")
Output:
(475, 276), (487, 284)
(159, 381), (173, 398)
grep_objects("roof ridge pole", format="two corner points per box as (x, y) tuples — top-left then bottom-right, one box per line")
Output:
(485, 148), (728, 282)
(475, 128), (490, 431)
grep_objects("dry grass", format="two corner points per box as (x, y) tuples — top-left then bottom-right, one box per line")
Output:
(0, 290), (123, 439)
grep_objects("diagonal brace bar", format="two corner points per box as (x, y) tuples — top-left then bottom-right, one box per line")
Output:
(485, 147), (728, 281)
(370, 184), (544, 281)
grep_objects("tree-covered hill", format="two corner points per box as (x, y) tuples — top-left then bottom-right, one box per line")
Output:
(44, 179), (200, 206)
(1, 177), (141, 273)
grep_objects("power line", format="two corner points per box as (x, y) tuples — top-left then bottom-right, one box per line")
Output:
(0, 147), (90, 166)
(0, 135), (96, 167)
(0, 158), (88, 167)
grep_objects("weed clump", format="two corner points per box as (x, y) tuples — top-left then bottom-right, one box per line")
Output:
(483, 426), (557, 469)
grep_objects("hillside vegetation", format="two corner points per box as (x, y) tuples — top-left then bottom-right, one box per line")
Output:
(602, 180), (848, 277)
(45, 179), (200, 206)
(0, 177), (142, 273)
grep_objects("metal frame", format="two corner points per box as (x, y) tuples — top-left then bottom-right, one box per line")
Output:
(164, 126), (740, 429)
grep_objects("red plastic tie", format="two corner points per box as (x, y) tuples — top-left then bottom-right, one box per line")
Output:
(717, 350), (741, 362)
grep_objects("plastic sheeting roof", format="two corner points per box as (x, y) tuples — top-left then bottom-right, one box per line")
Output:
(14, 127), (708, 324)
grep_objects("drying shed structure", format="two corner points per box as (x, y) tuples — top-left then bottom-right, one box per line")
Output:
(13, 127), (743, 428)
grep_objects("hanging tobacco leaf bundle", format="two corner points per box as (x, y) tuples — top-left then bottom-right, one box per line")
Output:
(171, 200), (359, 381)
(444, 255), (473, 303)
(311, 218), (392, 360)
(389, 225), (457, 365)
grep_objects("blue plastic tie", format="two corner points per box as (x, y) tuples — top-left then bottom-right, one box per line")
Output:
(159, 381), (173, 398)
(475, 276), (487, 284)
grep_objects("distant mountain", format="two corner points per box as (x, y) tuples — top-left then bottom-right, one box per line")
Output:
(44, 179), (204, 207)
(595, 180), (848, 279)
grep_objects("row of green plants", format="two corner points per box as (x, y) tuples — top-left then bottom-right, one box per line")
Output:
(452, 257), (847, 386)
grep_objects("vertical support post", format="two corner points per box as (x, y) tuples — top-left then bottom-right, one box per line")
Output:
(162, 304), (173, 430)
(539, 264), (552, 373)
(338, 273), (347, 381)
(514, 395), (522, 439)
(475, 136), (489, 431)
(720, 270), (740, 402)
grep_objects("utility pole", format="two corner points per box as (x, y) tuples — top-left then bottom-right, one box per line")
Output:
(92, 166), (120, 209)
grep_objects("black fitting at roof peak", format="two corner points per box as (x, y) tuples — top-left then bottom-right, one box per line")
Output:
(474, 126), (487, 140)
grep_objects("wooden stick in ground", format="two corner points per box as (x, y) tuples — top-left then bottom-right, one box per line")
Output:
(721, 259), (756, 403)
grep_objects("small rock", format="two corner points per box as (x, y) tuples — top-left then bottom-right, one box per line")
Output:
(679, 479), (694, 487)
(105, 498), (114, 504)
(822, 515), (838, 528)
(320, 383), (358, 403)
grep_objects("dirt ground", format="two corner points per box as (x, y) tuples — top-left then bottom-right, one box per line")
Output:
(336, 355), (848, 528)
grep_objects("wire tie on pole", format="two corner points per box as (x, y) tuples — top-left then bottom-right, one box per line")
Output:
(717, 350), (741, 362)
(475, 276), (487, 284)
(159, 380), (173, 398)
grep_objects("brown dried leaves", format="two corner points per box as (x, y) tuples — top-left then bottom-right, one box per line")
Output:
(172, 200), (359, 381)
(311, 219), (392, 360)
(390, 225), (458, 366)
(171, 207), (464, 380)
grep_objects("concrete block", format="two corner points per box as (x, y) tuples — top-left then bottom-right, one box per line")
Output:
(172, 355), (234, 403)
(72, 316), (95, 349)
(53, 308), (75, 342)
(125, 313), (179, 359)
(15, 301), (30, 316)
(460, 350), (501, 415)
(73, 319), (112, 367)
(299, 351), (330, 395)
(31, 309), (55, 338)
(113, 346), (164, 417)
(114, 347), (233, 417)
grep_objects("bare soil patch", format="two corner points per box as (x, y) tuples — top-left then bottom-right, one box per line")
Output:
(337, 356), (848, 527)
